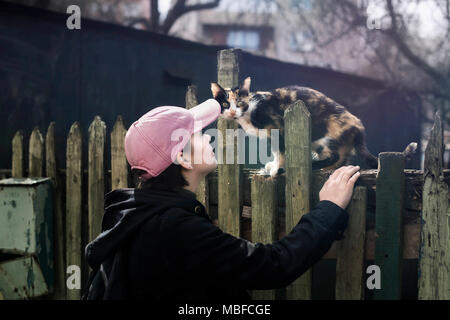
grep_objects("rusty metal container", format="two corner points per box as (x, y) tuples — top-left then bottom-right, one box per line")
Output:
(0, 178), (54, 299)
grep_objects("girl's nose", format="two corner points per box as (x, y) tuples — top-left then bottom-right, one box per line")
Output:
(204, 134), (211, 142)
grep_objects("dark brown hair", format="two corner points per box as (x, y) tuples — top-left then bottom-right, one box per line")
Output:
(132, 163), (188, 192)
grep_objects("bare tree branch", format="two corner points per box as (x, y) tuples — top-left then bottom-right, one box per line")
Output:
(127, 0), (220, 34)
(383, 0), (444, 83)
(161, 0), (220, 34)
(325, 0), (447, 89)
(150, 0), (160, 32)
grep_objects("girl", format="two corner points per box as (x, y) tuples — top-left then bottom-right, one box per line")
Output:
(83, 99), (360, 300)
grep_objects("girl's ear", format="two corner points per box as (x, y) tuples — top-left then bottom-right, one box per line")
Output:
(176, 151), (192, 170)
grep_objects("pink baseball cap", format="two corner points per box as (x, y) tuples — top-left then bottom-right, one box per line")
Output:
(124, 99), (221, 180)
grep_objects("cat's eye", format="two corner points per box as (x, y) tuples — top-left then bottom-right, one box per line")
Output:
(223, 102), (229, 108)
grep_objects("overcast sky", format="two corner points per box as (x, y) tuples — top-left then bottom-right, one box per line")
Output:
(157, 0), (447, 40)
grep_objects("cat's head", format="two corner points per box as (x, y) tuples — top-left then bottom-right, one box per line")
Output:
(210, 77), (252, 119)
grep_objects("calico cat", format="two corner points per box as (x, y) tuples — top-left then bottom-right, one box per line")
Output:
(211, 77), (417, 176)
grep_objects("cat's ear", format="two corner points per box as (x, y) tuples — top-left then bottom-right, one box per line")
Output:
(240, 77), (251, 93)
(211, 83), (226, 100)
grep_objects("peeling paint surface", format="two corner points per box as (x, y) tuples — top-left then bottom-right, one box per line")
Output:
(0, 256), (48, 299)
(0, 178), (54, 298)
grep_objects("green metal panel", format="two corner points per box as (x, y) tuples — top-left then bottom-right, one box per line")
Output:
(0, 178), (54, 297)
(0, 255), (48, 299)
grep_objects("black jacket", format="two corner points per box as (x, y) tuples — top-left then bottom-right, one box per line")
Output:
(84, 187), (348, 300)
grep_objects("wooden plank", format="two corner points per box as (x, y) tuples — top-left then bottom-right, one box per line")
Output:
(185, 85), (199, 110)
(335, 186), (367, 300)
(29, 126), (44, 177)
(185, 85), (209, 210)
(11, 130), (24, 178)
(88, 116), (106, 242)
(284, 100), (312, 300)
(65, 122), (82, 300)
(3, 166), (447, 214)
(251, 174), (278, 300)
(45, 122), (66, 300)
(418, 112), (450, 300)
(374, 152), (405, 300)
(207, 168), (445, 214)
(110, 115), (128, 190)
(217, 49), (243, 238)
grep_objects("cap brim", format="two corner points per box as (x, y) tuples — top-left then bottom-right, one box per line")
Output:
(189, 99), (221, 133)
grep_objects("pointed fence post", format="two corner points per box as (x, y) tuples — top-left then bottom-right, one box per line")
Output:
(284, 100), (312, 300)
(88, 116), (106, 242)
(12, 130), (24, 178)
(217, 49), (243, 238)
(46, 122), (66, 300)
(66, 122), (83, 300)
(418, 112), (450, 300)
(29, 127), (44, 177)
(374, 152), (405, 300)
(335, 186), (367, 300)
(186, 85), (210, 210)
(111, 116), (128, 190)
(251, 174), (278, 300)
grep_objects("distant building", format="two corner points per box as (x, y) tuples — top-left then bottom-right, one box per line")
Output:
(169, 0), (391, 79)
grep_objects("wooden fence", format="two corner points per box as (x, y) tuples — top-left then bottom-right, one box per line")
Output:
(3, 49), (449, 300)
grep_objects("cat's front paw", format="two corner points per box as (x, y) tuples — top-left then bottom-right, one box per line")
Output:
(269, 167), (286, 177)
(269, 165), (279, 177)
(257, 161), (273, 176)
(266, 161), (278, 175)
(264, 161), (285, 177)
(258, 166), (285, 177)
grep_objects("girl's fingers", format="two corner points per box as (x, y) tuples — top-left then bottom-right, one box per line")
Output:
(330, 166), (349, 179)
(336, 165), (356, 182)
(347, 171), (361, 186)
(341, 166), (360, 182)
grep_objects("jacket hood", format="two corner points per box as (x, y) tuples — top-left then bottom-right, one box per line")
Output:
(85, 187), (204, 269)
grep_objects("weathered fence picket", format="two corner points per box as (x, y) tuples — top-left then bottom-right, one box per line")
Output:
(250, 175), (278, 300)
(111, 116), (128, 190)
(65, 122), (83, 300)
(185, 85), (199, 111)
(374, 152), (405, 300)
(418, 112), (450, 299)
(217, 49), (243, 238)
(29, 127), (44, 177)
(11, 130), (24, 178)
(186, 85), (209, 210)
(45, 122), (66, 300)
(284, 100), (312, 300)
(335, 186), (367, 300)
(88, 116), (106, 242)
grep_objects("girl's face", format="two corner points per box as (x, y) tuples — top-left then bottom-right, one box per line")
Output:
(186, 131), (217, 175)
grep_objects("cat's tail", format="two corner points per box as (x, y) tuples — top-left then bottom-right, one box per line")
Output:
(355, 130), (418, 168)
(354, 130), (378, 168)
(401, 142), (418, 158)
